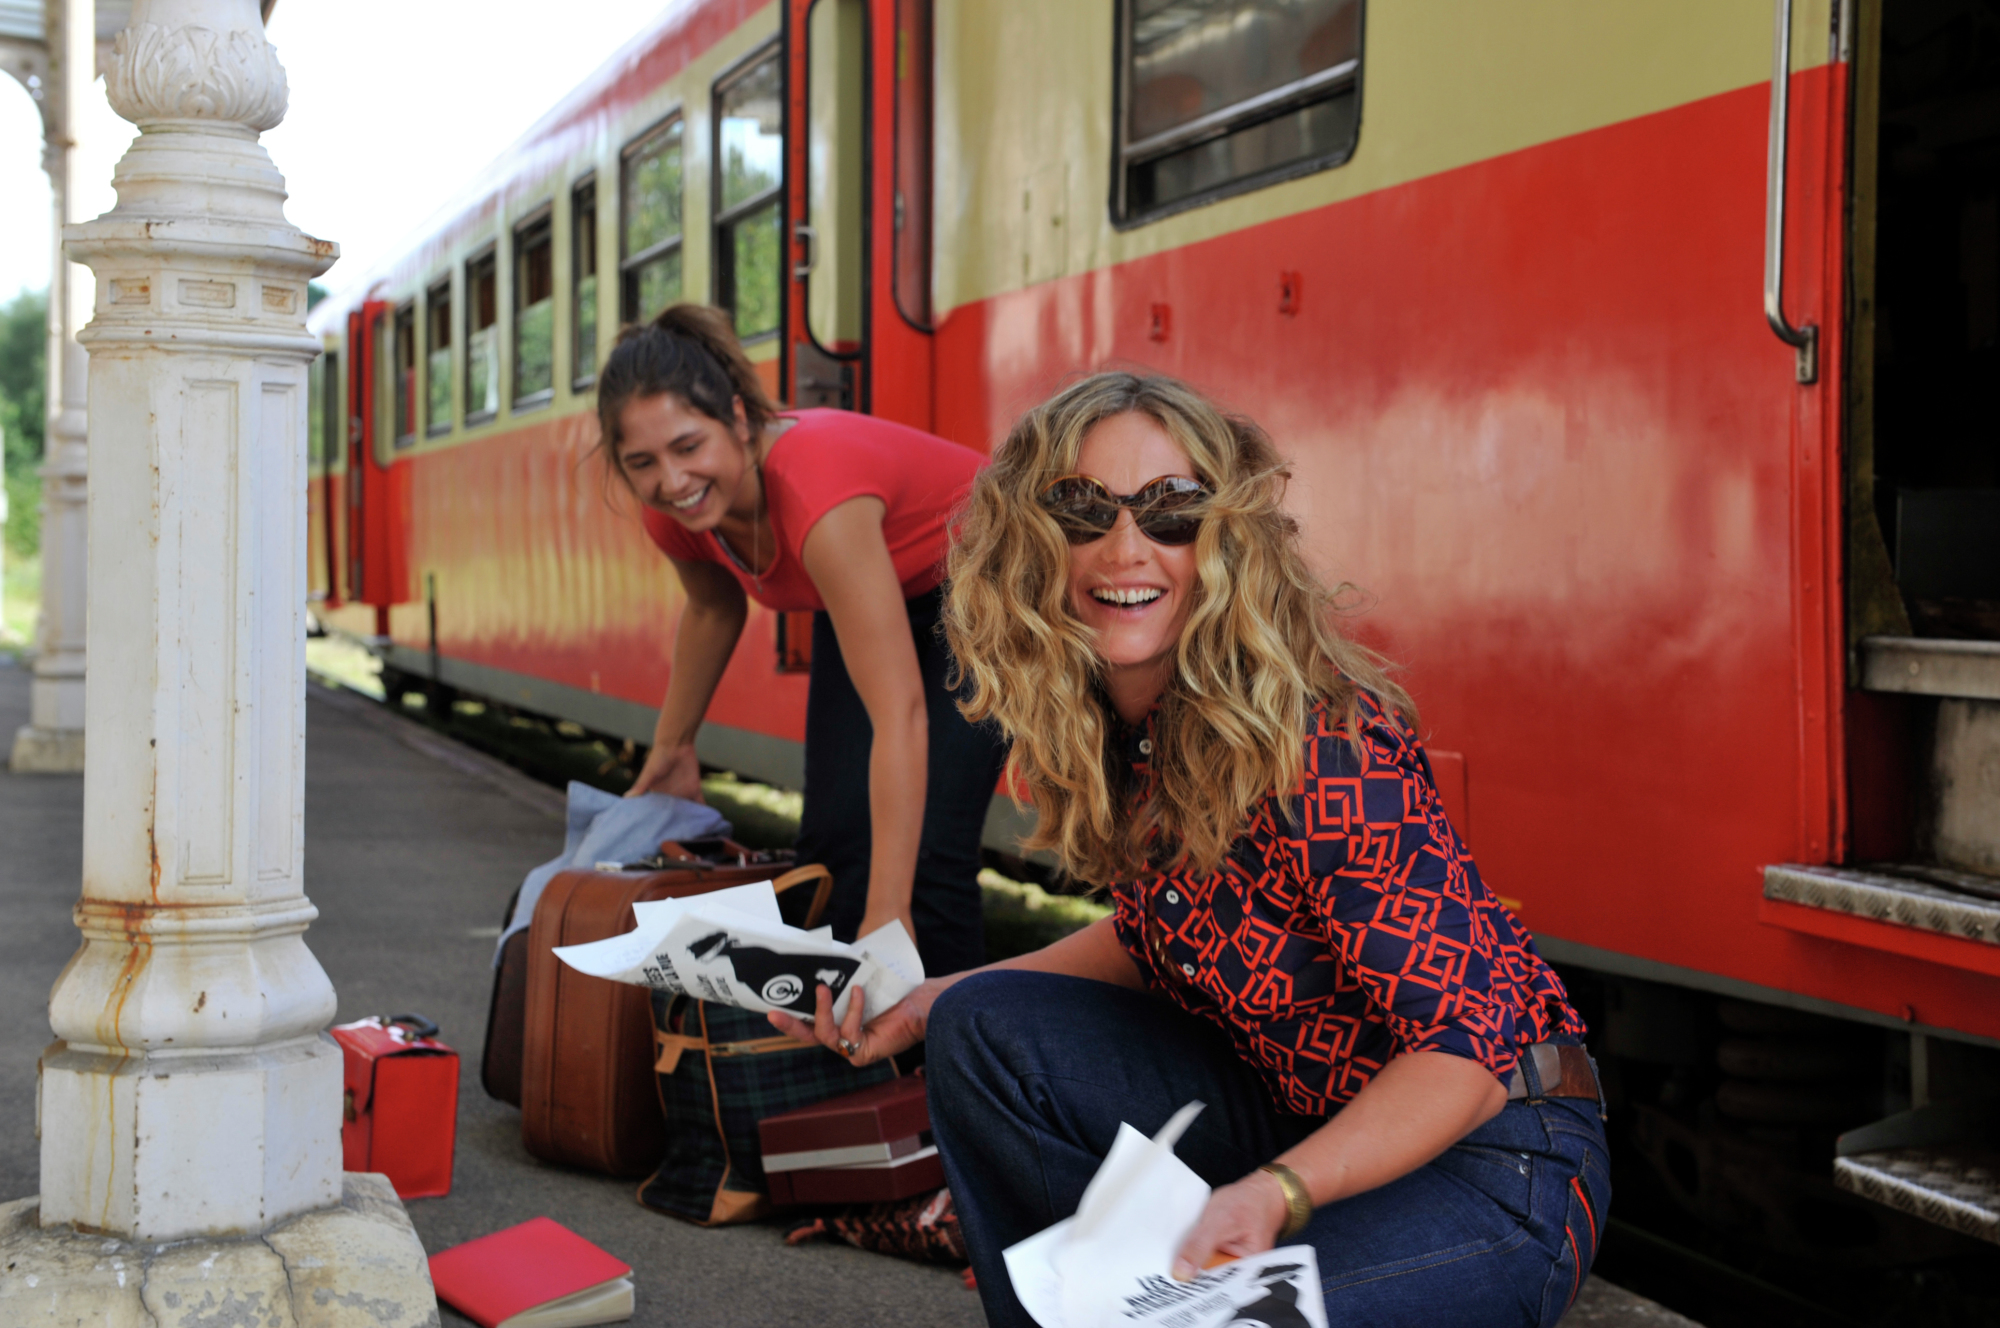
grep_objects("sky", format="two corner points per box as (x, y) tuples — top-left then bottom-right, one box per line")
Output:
(0, 0), (684, 302)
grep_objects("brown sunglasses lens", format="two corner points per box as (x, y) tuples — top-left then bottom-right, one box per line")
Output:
(1040, 477), (1205, 546)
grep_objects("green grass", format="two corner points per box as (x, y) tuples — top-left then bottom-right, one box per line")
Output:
(980, 868), (1111, 962)
(1, 551), (38, 658)
(700, 771), (804, 851)
(305, 633), (386, 698)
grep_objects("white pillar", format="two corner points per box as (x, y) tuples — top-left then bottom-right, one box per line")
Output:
(0, 7), (436, 1320)
(42, 0), (341, 1238)
(9, 0), (90, 772)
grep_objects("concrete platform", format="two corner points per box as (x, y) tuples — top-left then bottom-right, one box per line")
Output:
(0, 655), (1697, 1326)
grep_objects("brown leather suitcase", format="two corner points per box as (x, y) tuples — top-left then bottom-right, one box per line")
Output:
(519, 850), (833, 1177)
(483, 839), (797, 1106)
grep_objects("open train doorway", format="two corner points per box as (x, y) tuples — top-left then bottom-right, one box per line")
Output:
(1846, 0), (2000, 884)
(1855, 0), (2000, 641)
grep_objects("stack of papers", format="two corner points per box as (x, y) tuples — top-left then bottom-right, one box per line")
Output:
(1005, 1102), (1327, 1328)
(551, 880), (923, 1023)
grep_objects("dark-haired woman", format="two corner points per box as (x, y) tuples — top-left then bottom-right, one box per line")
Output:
(603, 304), (1006, 975)
(773, 373), (1609, 1326)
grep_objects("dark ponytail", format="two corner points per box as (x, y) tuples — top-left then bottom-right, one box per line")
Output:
(594, 304), (780, 473)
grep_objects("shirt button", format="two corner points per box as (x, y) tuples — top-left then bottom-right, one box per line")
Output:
(1138, 738), (1153, 755)
(1181, 963), (1195, 976)
(1165, 890), (1180, 905)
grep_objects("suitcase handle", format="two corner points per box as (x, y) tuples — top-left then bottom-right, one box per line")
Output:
(385, 1012), (440, 1041)
(771, 864), (834, 931)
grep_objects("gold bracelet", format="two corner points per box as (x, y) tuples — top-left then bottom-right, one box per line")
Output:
(1258, 1162), (1313, 1240)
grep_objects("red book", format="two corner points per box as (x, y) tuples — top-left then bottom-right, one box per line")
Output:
(428, 1218), (634, 1328)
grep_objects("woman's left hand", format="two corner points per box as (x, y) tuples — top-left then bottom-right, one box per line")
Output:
(1170, 1171), (1290, 1281)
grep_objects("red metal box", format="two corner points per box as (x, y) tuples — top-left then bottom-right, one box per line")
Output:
(333, 1015), (458, 1199)
(758, 1074), (941, 1206)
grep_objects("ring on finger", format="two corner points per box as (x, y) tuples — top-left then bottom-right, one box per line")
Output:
(838, 1038), (859, 1057)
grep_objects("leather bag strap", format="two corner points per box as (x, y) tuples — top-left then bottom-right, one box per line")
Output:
(653, 1026), (810, 1074)
(771, 863), (835, 930)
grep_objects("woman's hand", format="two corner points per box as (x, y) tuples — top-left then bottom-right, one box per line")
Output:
(1170, 1171), (1291, 1280)
(767, 975), (945, 1067)
(626, 741), (704, 800)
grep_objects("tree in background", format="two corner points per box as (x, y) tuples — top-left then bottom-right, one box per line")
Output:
(1, 288), (48, 563)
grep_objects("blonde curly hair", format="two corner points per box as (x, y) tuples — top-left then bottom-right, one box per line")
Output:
(944, 372), (1413, 884)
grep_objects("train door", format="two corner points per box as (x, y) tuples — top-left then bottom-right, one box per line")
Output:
(308, 345), (342, 608)
(784, 0), (937, 430)
(1770, 0), (2000, 1247)
(343, 300), (411, 633)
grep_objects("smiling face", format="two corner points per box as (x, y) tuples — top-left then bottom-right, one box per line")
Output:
(613, 391), (754, 530)
(1063, 411), (1202, 722)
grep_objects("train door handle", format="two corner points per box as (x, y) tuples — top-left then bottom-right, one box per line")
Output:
(793, 223), (818, 280)
(1764, 0), (1819, 385)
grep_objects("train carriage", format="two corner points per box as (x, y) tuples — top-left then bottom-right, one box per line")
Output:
(308, 0), (2000, 1286)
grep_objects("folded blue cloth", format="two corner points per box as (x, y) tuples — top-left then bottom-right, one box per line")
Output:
(495, 780), (731, 963)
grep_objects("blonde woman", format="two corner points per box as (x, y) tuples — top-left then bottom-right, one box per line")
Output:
(772, 373), (1608, 1326)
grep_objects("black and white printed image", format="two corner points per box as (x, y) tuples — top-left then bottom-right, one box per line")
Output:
(684, 930), (863, 1013)
(1220, 1261), (1314, 1328)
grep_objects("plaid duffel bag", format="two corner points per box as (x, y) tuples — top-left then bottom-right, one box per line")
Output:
(639, 992), (896, 1226)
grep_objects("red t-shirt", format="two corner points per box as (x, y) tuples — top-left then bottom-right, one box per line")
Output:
(640, 409), (986, 612)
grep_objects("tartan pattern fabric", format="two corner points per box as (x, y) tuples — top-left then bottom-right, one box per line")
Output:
(1110, 690), (1585, 1117)
(640, 995), (895, 1224)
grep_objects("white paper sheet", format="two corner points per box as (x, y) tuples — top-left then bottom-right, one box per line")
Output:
(551, 881), (922, 1023)
(1003, 1102), (1327, 1328)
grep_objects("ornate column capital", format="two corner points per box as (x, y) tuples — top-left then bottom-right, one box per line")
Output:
(106, 15), (288, 132)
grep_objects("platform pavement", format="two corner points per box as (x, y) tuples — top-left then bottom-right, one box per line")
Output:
(0, 654), (1696, 1327)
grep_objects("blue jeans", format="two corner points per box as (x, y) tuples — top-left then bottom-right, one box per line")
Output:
(927, 971), (1610, 1328)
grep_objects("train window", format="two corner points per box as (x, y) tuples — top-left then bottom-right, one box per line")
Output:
(714, 44), (783, 342)
(465, 248), (500, 422)
(425, 279), (451, 435)
(572, 177), (599, 387)
(1114, 0), (1362, 225)
(514, 211), (555, 406)
(392, 303), (417, 448)
(621, 117), (684, 324)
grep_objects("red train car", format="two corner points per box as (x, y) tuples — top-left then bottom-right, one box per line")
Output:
(309, 0), (2000, 1290)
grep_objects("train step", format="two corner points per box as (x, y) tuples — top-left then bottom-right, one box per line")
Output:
(1763, 862), (2000, 947)
(1856, 636), (2000, 701)
(1835, 1100), (2000, 1246)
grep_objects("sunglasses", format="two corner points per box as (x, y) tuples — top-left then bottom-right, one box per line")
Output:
(1037, 474), (1210, 546)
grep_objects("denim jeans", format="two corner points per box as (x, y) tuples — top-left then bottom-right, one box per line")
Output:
(793, 586), (1010, 977)
(927, 971), (1610, 1328)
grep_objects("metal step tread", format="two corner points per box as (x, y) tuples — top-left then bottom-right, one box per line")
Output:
(1858, 636), (2000, 700)
(1765, 863), (2000, 945)
(1834, 1147), (2000, 1245)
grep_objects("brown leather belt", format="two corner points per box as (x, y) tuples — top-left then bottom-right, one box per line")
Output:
(1504, 1042), (1599, 1102)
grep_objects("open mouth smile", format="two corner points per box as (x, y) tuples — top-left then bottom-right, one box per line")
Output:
(1090, 587), (1164, 607)
(668, 483), (711, 512)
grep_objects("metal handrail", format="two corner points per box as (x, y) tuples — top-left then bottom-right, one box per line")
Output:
(1765, 0), (1819, 384)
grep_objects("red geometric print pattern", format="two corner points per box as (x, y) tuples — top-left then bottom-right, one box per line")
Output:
(1109, 690), (1586, 1117)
